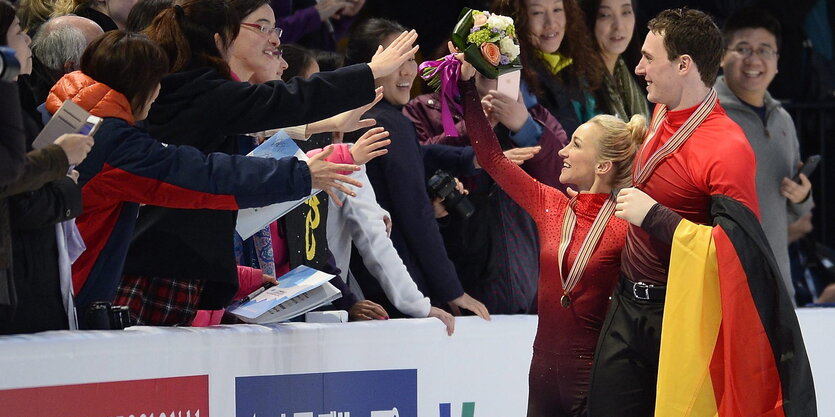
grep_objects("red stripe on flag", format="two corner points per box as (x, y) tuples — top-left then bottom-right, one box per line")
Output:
(711, 229), (785, 417)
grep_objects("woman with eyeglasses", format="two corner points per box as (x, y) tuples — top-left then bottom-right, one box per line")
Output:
(91, 0), (417, 326)
(229, 0), (288, 83)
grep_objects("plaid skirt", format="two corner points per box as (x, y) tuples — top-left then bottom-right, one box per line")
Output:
(115, 275), (204, 326)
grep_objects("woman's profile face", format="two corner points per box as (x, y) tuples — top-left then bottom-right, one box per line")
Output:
(5, 17), (32, 77)
(374, 32), (417, 106)
(557, 122), (603, 190)
(594, 0), (634, 58)
(524, 0), (566, 54)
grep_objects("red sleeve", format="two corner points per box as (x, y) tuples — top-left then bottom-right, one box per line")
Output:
(461, 80), (565, 224)
(703, 124), (760, 219)
(234, 266), (264, 300)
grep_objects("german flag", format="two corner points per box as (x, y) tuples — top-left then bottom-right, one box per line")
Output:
(655, 195), (817, 416)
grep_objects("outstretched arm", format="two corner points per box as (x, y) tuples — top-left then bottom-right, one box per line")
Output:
(461, 79), (560, 222)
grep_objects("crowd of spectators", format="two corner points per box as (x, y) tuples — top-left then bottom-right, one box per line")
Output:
(0, 0), (832, 337)
(2, 0), (832, 415)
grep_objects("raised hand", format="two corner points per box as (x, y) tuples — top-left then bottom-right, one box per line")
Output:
(448, 292), (490, 321)
(367, 30), (419, 80)
(449, 41), (476, 82)
(484, 90), (528, 132)
(305, 145), (363, 206)
(349, 127), (390, 165)
(54, 133), (94, 165)
(315, 0), (347, 21)
(503, 146), (541, 165)
(337, 0), (365, 17)
(306, 87), (384, 135)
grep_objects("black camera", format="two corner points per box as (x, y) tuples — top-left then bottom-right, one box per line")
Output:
(0, 47), (20, 82)
(80, 301), (134, 330)
(427, 169), (475, 219)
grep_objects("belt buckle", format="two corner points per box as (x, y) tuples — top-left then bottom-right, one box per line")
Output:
(632, 282), (652, 300)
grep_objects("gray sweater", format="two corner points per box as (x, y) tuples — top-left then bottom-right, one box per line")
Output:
(716, 76), (813, 304)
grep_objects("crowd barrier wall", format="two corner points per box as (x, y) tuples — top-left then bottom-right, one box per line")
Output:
(0, 311), (831, 416)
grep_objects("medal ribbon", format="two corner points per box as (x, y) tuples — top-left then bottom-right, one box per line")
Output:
(557, 193), (617, 297)
(632, 89), (718, 186)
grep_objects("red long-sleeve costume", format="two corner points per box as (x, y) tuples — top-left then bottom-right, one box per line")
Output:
(462, 80), (627, 415)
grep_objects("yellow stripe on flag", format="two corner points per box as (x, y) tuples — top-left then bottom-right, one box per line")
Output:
(655, 220), (722, 416)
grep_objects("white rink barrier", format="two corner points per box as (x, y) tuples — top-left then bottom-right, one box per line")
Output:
(0, 311), (831, 417)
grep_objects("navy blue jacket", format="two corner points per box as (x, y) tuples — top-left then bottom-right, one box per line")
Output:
(347, 100), (476, 307)
(124, 64), (375, 308)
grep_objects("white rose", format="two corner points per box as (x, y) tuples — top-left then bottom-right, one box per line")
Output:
(499, 36), (520, 60)
(487, 14), (513, 31)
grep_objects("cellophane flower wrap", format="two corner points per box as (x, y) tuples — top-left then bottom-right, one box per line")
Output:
(419, 8), (522, 136)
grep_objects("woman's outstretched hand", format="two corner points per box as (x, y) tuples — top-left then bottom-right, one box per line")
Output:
(349, 126), (391, 165)
(306, 87), (384, 135)
(368, 30), (419, 79)
(306, 145), (363, 206)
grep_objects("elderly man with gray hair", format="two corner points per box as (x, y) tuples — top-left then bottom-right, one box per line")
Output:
(28, 15), (103, 103)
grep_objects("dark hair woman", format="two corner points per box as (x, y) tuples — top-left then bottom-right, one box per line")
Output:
(579, 0), (649, 122)
(343, 18), (491, 321)
(493, 0), (607, 135)
(46, 30), (365, 328)
(124, 0), (171, 32)
(106, 0), (416, 325)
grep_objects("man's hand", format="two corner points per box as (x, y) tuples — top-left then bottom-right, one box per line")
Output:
(448, 293), (490, 321)
(367, 30), (419, 80)
(54, 133), (94, 165)
(615, 187), (658, 226)
(348, 299), (388, 320)
(349, 126), (390, 165)
(428, 306), (455, 336)
(782, 173), (812, 204)
(305, 145), (363, 206)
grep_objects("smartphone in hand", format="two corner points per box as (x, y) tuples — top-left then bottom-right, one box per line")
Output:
(793, 154), (821, 182)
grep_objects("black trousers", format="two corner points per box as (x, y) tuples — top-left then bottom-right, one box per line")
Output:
(586, 278), (666, 417)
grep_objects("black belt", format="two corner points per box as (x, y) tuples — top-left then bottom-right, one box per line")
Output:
(618, 277), (666, 302)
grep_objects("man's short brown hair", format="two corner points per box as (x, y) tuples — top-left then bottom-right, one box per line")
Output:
(648, 8), (722, 87)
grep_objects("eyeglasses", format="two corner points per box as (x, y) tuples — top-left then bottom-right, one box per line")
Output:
(241, 22), (283, 38)
(728, 45), (778, 59)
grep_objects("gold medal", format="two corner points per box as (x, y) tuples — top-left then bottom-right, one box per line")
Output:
(560, 294), (570, 308)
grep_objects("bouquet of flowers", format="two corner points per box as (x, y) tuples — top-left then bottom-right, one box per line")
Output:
(452, 9), (522, 78)
(419, 8), (522, 136)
